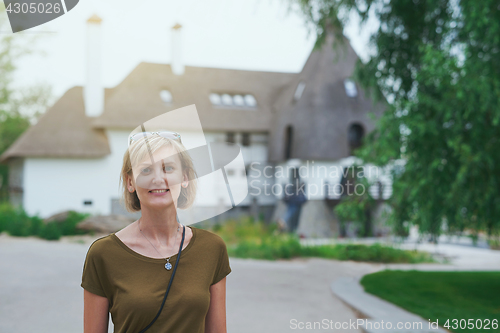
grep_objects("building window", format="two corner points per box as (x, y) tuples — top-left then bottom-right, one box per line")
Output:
(348, 123), (364, 152)
(284, 125), (293, 160)
(209, 93), (257, 108)
(209, 93), (222, 105)
(83, 200), (93, 206)
(344, 79), (358, 98)
(241, 133), (250, 146)
(294, 80), (306, 101)
(233, 95), (245, 106)
(221, 94), (233, 105)
(244, 94), (257, 107)
(226, 132), (235, 144)
(160, 90), (173, 104)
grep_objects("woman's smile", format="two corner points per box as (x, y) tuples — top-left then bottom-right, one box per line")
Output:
(148, 188), (170, 196)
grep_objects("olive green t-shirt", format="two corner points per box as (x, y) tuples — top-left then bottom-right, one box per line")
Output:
(81, 226), (231, 333)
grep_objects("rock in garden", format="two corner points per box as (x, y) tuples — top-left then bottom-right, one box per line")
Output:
(43, 210), (74, 224)
(76, 215), (135, 233)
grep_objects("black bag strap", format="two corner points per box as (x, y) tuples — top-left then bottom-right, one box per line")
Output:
(138, 225), (186, 333)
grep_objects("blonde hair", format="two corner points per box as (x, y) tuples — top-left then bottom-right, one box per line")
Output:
(119, 135), (198, 213)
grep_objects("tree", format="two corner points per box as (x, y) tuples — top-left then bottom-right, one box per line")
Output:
(291, 0), (500, 244)
(0, 4), (53, 202)
(334, 165), (379, 238)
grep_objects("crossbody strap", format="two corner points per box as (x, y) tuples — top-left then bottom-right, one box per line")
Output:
(138, 225), (186, 333)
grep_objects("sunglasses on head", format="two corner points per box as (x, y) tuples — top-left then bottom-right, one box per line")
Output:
(128, 130), (182, 147)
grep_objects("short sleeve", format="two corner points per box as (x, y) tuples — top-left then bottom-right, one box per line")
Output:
(211, 239), (231, 286)
(81, 239), (107, 298)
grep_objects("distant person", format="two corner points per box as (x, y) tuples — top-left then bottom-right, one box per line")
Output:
(81, 130), (231, 333)
(282, 180), (307, 234)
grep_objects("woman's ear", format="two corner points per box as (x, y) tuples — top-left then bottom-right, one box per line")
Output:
(182, 173), (189, 188)
(127, 175), (135, 192)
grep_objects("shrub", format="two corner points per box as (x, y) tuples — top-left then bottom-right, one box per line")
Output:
(0, 203), (92, 240)
(211, 216), (435, 263)
(39, 221), (62, 240)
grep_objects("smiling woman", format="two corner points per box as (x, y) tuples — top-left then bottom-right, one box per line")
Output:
(81, 132), (231, 333)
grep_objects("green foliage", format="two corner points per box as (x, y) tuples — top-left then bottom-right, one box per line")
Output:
(211, 216), (434, 263)
(231, 235), (302, 260)
(38, 220), (62, 240)
(0, 202), (91, 240)
(301, 242), (434, 263)
(56, 210), (91, 236)
(361, 270), (500, 332)
(215, 217), (302, 260)
(291, 0), (500, 241)
(0, 201), (35, 236)
(0, 4), (53, 202)
(333, 165), (378, 237)
(487, 235), (500, 250)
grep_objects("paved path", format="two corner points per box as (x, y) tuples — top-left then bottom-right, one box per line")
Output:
(0, 232), (380, 333)
(2, 232), (498, 333)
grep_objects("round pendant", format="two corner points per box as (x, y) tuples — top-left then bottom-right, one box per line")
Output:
(165, 262), (172, 270)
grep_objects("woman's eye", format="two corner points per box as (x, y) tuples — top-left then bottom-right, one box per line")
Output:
(139, 165), (173, 174)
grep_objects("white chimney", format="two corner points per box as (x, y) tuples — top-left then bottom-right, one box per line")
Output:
(171, 23), (184, 75)
(84, 14), (104, 117)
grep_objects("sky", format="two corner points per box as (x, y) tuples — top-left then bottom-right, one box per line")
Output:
(2, 0), (378, 101)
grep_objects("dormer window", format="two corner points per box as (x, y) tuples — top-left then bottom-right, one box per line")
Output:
(209, 93), (257, 108)
(221, 94), (233, 105)
(244, 94), (257, 107)
(233, 95), (245, 106)
(294, 81), (306, 101)
(160, 90), (173, 104)
(209, 93), (222, 105)
(344, 79), (358, 98)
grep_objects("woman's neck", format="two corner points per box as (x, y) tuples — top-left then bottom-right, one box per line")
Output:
(137, 206), (181, 244)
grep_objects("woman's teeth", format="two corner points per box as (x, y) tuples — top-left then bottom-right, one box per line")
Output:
(150, 189), (169, 193)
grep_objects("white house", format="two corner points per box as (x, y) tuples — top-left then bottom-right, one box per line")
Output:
(0, 15), (392, 237)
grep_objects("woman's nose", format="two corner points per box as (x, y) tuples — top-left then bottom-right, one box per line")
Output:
(152, 165), (169, 185)
(152, 171), (165, 183)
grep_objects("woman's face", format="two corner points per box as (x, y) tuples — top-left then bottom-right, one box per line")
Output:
(128, 145), (188, 210)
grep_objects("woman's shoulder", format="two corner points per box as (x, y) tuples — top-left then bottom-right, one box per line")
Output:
(85, 233), (115, 254)
(191, 226), (226, 247)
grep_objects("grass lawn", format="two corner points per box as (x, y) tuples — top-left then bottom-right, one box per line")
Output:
(360, 270), (500, 332)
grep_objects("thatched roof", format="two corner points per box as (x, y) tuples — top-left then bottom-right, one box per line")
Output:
(91, 62), (296, 131)
(0, 64), (296, 163)
(0, 32), (386, 164)
(268, 29), (386, 163)
(0, 87), (112, 163)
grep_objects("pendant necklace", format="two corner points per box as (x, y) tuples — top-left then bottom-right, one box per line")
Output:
(138, 218), (181, 270)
